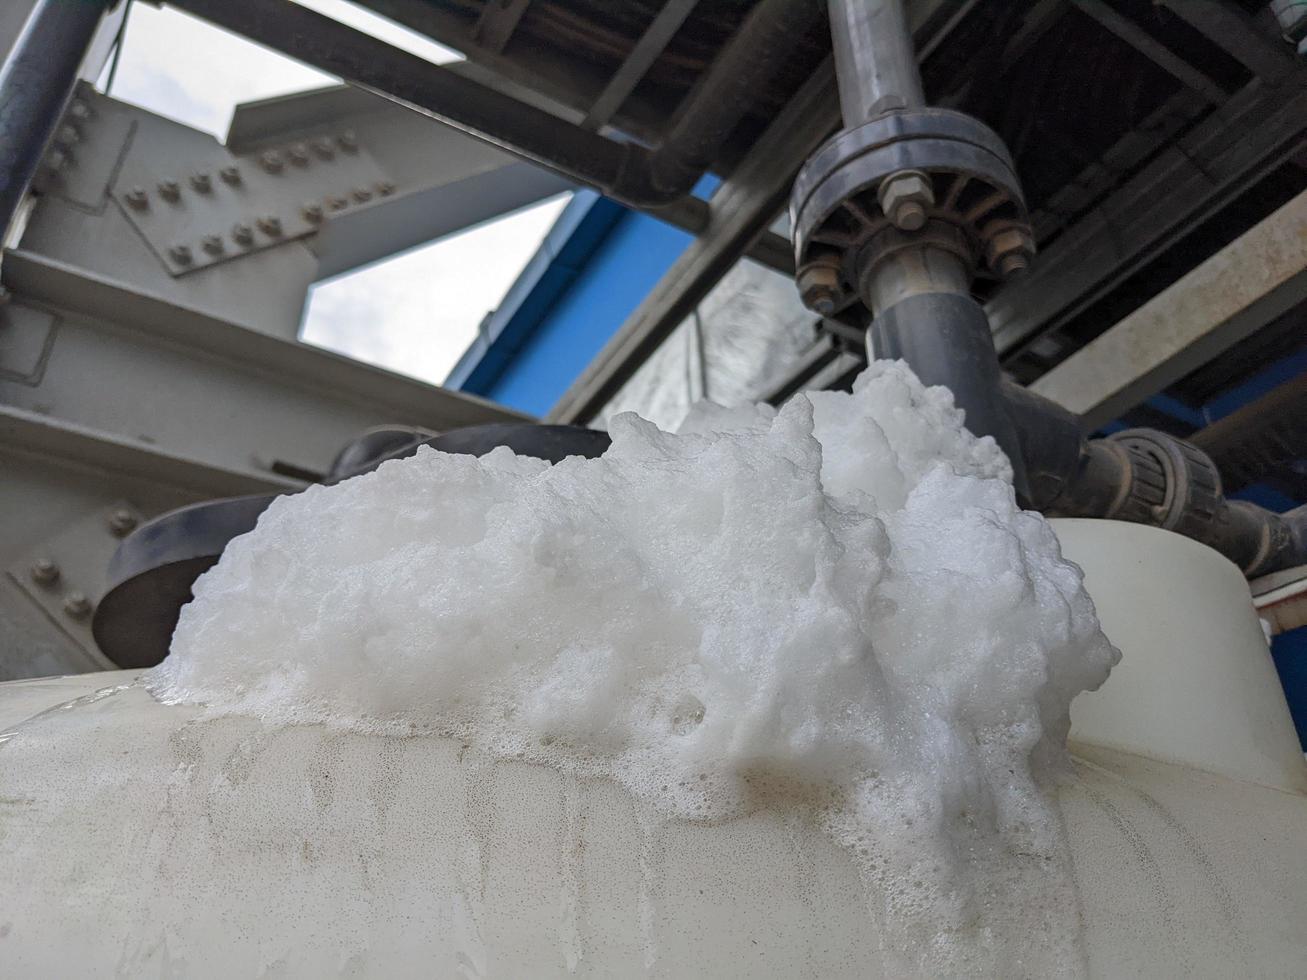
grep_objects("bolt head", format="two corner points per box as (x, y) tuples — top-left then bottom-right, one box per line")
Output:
(43, 149), (69, 174)
(29, 558), (60, 586)
(190, 172), (212, 193)
(326, 194), (348, 211)
(301, 202), (324, 223)
(257, 215), (282, 236)
(260, 151), (284, 174)
(219, 165), (242, 185)
(375, 180), (395, 197)
(168, 243), (193, 265)
(312, 137), (335, 160)
(232, 222), (254, 246)
(125, 187), (149, 210)
(108, 509), (138, 536)
(54, 124), (81, 148)
(63, 592), (92, 619)
(351, 186), (373, 203)
(201, 234), (225, 255)
(287, 143), (310, 167)
(158, 179), (181, 202)
(67, 100), (92, 122)
(878, 172), (935, 232)
(337, 130), (358, 153)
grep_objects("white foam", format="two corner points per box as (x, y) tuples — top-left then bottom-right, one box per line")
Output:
(148, 360), (1118, 974)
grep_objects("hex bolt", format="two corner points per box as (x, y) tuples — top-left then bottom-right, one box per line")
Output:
(54, 124), (81, 148)
(190, 171), (213, 193)
(257, 215), (282, 236)
(158, 179), (181, 202)
(312, 137), (335, 160)
(984, 222), (1036, 280)
(201, 234), (225, 255)
(796, 258), (842, 316)
(124, 186), (149, 210)
(29, 558), (60, 587)
(326, 194), (348, 211)
(301, 202), (324, 224)
(351, 186), (373, 203)
(219, 165), (242, 186)
(259, 151), (284, 174)
(336, 130), (358, 153)
(232, 223), (255, 246)
(375, 180), (395, 197)
(108, 509), (138, 537)
(878, 170), (935, 232)
(168, 243), (193, 265)
(288, 142), (310, 166)
(63, 592), (92, 620)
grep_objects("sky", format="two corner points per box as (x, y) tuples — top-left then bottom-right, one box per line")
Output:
(104, 0), (570, 385)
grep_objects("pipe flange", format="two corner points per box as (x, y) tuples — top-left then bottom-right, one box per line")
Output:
(789, 107), (1032, 312)
(1109, 428), (1222, 538)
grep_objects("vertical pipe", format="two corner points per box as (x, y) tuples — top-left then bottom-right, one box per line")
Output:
(827, 0), (925, 124)
(0, 0), (108, 240)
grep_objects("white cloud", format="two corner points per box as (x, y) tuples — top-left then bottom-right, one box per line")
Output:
(106, 2), (556, 390)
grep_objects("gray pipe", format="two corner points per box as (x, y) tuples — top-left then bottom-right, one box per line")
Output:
(0, 0), (110, 240)
(828, 0), (926, 123)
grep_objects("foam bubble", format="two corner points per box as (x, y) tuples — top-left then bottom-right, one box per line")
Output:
(148, 360), (1118, 974)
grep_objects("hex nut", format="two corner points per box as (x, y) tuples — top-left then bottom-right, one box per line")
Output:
(351, 186), (373, 203)
(67, 100), (92, 122)
(312, 137), (336, 160)
(985, 225), (1035, 279)
(219, 165), (242, 185)
(124, 187), (149, 210)
(108, 509), (138, 537)
(168, 243), (193, 265)
(878, 171), (935, 232)
(302, 202), (324, 223)
(190, 171), (213, 193)
(260, 151), (284, 174)
(232, 223), (255, 246)
(375, 180), (395, 197)
(337, 130), (358, 153)
(43, 149), (69, 175)
(63, 592), (92, 619)
(288, 143), (310, 166)
(158, 179), (181, 202)
(29, 558), (60, 586)
(257, 215), (282, 236)
(326, 194), (348, 211)
(796, 260), (842, 316)
(54, 124), (81, 148)
(201, 234), (225, 255)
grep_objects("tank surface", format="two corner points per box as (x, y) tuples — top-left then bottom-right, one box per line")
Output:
(0, 521), (1303, 977)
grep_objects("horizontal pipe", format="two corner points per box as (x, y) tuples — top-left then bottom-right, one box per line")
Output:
(167, 0), (814, 209)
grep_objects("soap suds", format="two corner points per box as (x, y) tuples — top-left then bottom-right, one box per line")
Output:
(148, 360), (1118, 974)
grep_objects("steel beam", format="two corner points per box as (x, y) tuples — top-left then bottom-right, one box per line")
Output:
(989, 79), (1307, 357)
(546, 63), (842, 424)
(1157, 0), (1297, 84)
(581, 0), (699, 130)
(1030, 188), (1307, 429)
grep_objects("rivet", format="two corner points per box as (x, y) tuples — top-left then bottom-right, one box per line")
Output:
(301, 202), (324, 224)
(257, 215), (282, 236)
(201, 234), (225, 255)
(375, 180), (395, 197)
(124, 187), (149, 210)
(259, 151), (284, 174)
(288, 142), (310, 166)
(326, 194), (348, 211)
(351, 186), (373, 203)
(232, 223), (254, 246)
(190, 171), (212, 193)
(63, 592), (92, 619)
(29, 558), (60, 586)
(168, 243), (193, 265)
(108, 509), (138, 537)
(219, 165), (242, 185)
(312, 137), (335, 160)
(158, 179), (181, 202)
(336, 130), (358, 153)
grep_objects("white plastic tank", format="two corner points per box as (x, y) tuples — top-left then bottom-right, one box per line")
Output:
(0, 519), (1303, 977)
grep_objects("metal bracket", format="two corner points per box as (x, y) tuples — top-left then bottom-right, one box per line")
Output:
(31, 81), (136, 213)
(111, 129), (396, 276)
(5, 501), (143, 664)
